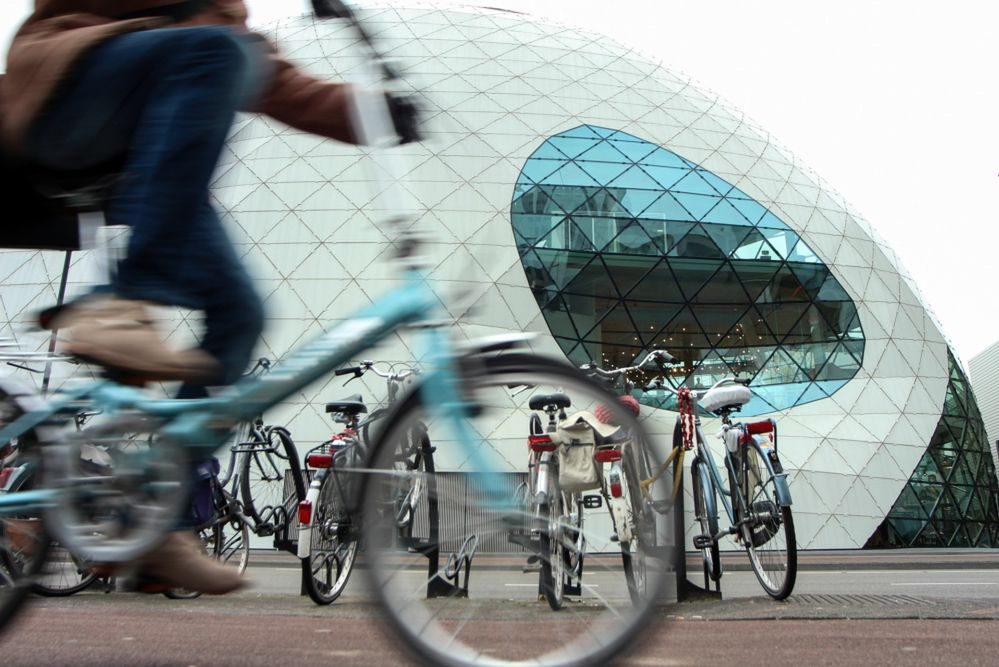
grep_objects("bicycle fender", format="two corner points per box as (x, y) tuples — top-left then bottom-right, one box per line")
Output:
(296, 476), (324, 559)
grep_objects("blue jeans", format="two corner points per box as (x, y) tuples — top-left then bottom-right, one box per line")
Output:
(26, 27), (271, 397)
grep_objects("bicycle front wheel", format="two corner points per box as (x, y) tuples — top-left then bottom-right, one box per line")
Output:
(360, 353), (673, 667)
(741, 439), (796, 600)
(240, 427), (305, 535)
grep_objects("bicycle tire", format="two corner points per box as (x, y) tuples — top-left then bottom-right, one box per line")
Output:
(741, 439), (796, 600)
(538, 458), (565, 611)
(690, 457), (721, 586)
(621, 434), (659, 605)
(302, 468), (359, 605)
(0, 388), (54, 633)
(359, 353), (672, 667)
(239, 427), (306, 534)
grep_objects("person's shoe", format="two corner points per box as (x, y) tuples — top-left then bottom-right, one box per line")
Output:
(134, 532), (246, 595)
(43, 297), (220, 384)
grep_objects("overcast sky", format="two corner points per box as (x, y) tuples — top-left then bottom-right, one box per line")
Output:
(3, 1), (997, 365)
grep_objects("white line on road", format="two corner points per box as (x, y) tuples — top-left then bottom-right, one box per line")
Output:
(890, 582), (998, 586)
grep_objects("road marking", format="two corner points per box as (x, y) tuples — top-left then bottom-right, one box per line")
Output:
(890, 582), (998, 586)
(504, 583), (600, 587)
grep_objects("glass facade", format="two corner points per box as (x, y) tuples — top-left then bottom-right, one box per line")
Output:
(513, 125), (864, 415)
(867, 352), (999, 547)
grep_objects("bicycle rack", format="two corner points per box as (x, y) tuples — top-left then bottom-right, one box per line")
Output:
(425, 533), (478, 598)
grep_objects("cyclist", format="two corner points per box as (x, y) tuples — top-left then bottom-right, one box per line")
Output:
(0, 0), (417, 593)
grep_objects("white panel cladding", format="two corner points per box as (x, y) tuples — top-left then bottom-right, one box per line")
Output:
(0, 3), (956, 549)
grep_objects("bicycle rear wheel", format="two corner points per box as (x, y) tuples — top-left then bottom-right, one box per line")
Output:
(620, 434), (660, 606)
(360, 353), (672, 667)
(740, 439), (796, 599)
(538, 459), (565, 610)
(240, 427), (305, 535)
(302, 468), (358, 605)
(690, 457), (720, 586)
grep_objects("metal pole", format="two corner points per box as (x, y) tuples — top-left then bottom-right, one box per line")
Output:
(40, 249), (72, 395)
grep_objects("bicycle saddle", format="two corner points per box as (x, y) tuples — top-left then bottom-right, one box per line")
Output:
(700, 384), (752, 414)
(325, 395), (368, 415)
(528, 392), (571, 411)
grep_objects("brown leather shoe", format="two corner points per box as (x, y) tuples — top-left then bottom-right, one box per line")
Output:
(135, 532), (246, 595)
(47, 297), (220, 384)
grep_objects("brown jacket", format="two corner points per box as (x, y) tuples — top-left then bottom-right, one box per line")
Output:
(1, 0), (357, 150)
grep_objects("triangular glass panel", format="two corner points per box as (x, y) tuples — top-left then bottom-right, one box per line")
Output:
(786, 263), (829, 301)
(795, 382), (830, 406)
(894, 484), (930, 519)
(511, 184), (565, 215)
(673, 192), (722, 220)
(733, 231), (781, 262)
(657, 306), (713, 349)
(620, 189), (666, 218)
(663, 220), (699, 254)
(643, 193), (697, 222)
(606, 219), (660, 256)
(639, 149), (687, 170)
(692, 262), (752, 304)
(726, 306), (781, 347)
(535, 248), (592, 290)
(540, 295), (582, 339)
(787, 239), (822, 263)
(757, 301), (808, 338)
(575, 159), (632, 186)
(950, 484), (974, 515)
(539, 161), (600, 187)
(812, 379), (848, 396)
(588, 126), (617, 138)
(571, 295), (622, 339)
(758, 348), (811, 386)
(701, 224), (754, 258)
(625, 301), (685, 346)
(782, 304), (829, 346)
(670, 258), (724, 301)
(641, 164), (689, 189)
(757, 211), (790, 230)
(672, 171), (724, 197)
(562, 252), (614, 295)
(755, 265), (811, 304)
(687, 349), (739, 389)
(558, 338), (583, 363)
(751, 382), (809, 411)
(729, 196), (767, 225)
(573, 187), (626, 216)
(608, 165), (662, 190)
(698, 170), (735, 197)
(730, 259), (783, 302)
(608, 139), (657, 163)
(814, 344), (862, 381)
(530, 218), (570, 250)
(625, 260), (682, 302)
(669, 224), (727, 259)
(702, 198), (755, 227)
(758, 228), (802, 260)
(599, 252), (656, 296)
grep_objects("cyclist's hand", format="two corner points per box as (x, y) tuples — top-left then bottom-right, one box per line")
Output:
(386, 92), (422, 144)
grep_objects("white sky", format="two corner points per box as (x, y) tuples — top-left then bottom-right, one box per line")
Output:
(3, 1), (998, 365)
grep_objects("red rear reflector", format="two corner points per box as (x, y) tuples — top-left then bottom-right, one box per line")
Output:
(610, 482), (623, 498)
(746, 420), (775, 435)
(307, 453), (334, 469)
(0, 467), (13, 488)
(528, 435), (557, 452)
(298, 500), (312, 526)
(594, 449), (622, 463)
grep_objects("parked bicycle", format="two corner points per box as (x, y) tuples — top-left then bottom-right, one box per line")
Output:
(298, 360), (442, 605)
(634, 353), (797, 599)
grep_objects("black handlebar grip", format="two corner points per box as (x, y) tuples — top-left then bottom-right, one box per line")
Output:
(335, 366), (362, 376)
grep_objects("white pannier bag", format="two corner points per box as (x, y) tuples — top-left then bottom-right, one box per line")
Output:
(556, 411), (618, 493)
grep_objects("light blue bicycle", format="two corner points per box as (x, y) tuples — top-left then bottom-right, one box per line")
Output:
(0, 2), (672, 665)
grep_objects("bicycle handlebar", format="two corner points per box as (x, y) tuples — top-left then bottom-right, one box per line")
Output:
(336, 360), (420, 383)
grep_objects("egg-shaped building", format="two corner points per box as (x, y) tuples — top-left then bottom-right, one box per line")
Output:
(2, 2), (995, 549)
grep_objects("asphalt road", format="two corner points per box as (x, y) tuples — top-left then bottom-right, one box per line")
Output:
(4, 553), (999, 666)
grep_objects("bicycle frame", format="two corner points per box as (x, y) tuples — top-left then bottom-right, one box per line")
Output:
(0, 267), (503, 518)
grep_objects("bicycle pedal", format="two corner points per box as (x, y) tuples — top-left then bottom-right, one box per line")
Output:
(609, 533), (619, 543)
(526, 554), (540, 565)
(692, 534), (713, 549)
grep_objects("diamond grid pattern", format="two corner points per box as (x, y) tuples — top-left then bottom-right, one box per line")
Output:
(512, 125), (862, 416)
(0, 4), (988, 548)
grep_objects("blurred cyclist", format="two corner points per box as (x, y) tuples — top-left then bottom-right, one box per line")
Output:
(1, 0), (416, 593)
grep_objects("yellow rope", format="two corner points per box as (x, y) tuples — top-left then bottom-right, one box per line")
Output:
(640, 444), (685, 502)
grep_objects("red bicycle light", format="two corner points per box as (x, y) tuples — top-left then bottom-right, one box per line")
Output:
(746, 419), (775, 435)
(528, 435), (557, 452)
(298, 500), (313, 526)
(307, 453), (334, 469)
(594, 448), (622, 463)
(610, 481), (623, 498)
(0, 467), (13, 489)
